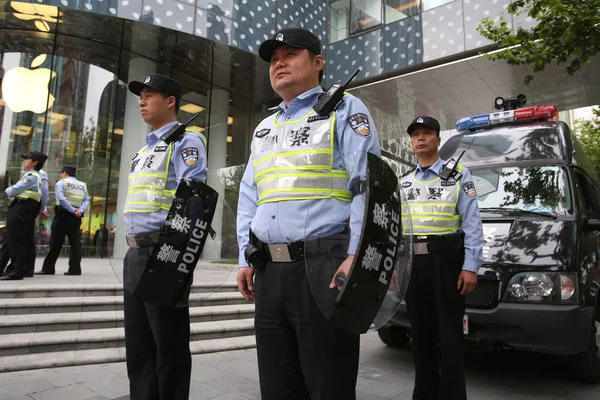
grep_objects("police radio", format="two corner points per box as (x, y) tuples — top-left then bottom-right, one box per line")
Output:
(439, 150), (465, 181)
(313, 68), (361, 116)
(161, 113), (200, 144)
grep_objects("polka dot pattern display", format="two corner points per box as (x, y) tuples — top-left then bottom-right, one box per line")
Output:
(422, 1), (465, 62)
(463, 0), (510, 51)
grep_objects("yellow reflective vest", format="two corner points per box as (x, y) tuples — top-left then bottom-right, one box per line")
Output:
(15, 171), (41, 202)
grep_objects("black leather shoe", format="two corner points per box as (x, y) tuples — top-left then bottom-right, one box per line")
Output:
(0, 275), (23, 280)
(34, 271), (55, 275)
(64, 272), (81, 276)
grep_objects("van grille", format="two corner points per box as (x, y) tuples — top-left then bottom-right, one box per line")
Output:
(466, 279), (500, 308)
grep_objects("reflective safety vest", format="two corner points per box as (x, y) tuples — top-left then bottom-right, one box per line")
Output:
(15, 171), (41, 202)
(401, 165), (463, 236)
(56, 178), (87, 207)
(124, 131), (206, 214)
(250, 109), (351, 205)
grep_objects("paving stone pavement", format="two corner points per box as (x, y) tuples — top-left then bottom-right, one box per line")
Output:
(1, 331), (600, 400)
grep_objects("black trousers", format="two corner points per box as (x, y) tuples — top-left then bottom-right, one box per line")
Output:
(3, 200), (39, 279)
(123, 247), (192, 400)
(41, 210), (82, 274)
(405, 248), (467, 400)
(0, 211), (37, 276)
(254, 259), (360, 400)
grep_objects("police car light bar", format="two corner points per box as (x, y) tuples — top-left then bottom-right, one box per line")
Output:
(456, 104), (559, 133)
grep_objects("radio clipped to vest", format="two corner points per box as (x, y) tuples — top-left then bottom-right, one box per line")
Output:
(161, 113), (200, 144)
(439, 150), (465, 181)
(313, 68), (361, 116)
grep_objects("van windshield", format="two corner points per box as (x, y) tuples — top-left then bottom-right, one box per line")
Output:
(470, 166), (572, 215)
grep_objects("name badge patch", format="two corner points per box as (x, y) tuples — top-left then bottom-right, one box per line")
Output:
(154, 145), (167, 152)
(441, 181), (456, 186)
(402, 181), (412, 188)
(255, 128), (270, 138)
(180, 147), (199, 167)
(307, 115), (330, 123)
(347, 113), (370, 137)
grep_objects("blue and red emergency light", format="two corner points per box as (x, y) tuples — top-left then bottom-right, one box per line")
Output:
(456, 104), (559, 133)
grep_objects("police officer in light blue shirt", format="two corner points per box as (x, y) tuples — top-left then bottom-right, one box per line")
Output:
(236, 28), (381, 400)
(122, 73), (207, 400)
(401, 116), (483, 400)
(1, 151), (46, 280)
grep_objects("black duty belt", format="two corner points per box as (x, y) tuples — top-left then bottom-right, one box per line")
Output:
(12, 198), (38, 205)
(262, 242), (305, 263)
(126, 232), (160, 248)
(412, 233), (463, 256)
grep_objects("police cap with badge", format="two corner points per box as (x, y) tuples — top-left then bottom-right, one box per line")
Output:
(128, 73), (183, 106)
(406, 116), (441, 136)
(22, 151), (48, 166)
(258, 27), (322, 62)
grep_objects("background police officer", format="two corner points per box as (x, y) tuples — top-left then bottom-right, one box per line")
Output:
(402, 116), (483, 400)
(236, 28), (381, 400)
(123, 73), (207, 400)
(0, 151), (48, 278)
(1, 151), (46, 280)
(36, 166), (89, 276)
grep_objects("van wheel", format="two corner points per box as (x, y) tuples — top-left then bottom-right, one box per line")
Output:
(377, 325), (410, 348)
(569, 318), (600, 383)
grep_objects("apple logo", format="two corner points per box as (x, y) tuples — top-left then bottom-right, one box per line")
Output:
(2, 54), (56, 114)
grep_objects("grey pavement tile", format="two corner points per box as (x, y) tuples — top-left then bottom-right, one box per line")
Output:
(190, 364), (232, 383)
(80, 373), (129, 399)
(191, 352), (235, 366)
(0, 395), (35, 400)
(188, 380), (227, 400)
(213, 359), (259, 381)
(208, 394), (255, 400)
(0, 370), (51, 386)
(40, 370), (77, 388)
(356, 377), (410, 399)
(98, 363), (128, 377)
(204, 375), (261, 399)
(356, 392), (390, 400)
(28, 384), (97, 400)
(0, 378), (55, 397)
(52, 365), (116, 385)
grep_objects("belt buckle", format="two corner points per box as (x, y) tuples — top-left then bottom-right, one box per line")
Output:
(413, 242), (429, 255)
(268, 244), (292, 262)
(126, 235), (138, 248)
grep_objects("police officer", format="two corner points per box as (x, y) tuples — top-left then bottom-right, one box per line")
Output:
(36, 166), (89, 276)
(1, 151), (46, 280)
(123, 73), (207, 400)
(236, 28), (381, 399)
(0, 152), (48, 277)
(401, 116), (483, 400)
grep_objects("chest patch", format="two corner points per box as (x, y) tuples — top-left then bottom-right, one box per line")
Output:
(180, 147), (199, 167)
(402, 181), (412, 188)
(441, 181), (456, 186)
(154, 145), (167, 152)
(462, 181), (477, 197)
(307, 115), (329, 123)
(287, 126), (311, 147)
(255, 128), (270, 138)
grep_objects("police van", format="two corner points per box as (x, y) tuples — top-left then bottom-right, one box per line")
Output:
(380, 101), (600, 383)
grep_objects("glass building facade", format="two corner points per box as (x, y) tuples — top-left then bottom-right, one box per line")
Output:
(0, 1), (274, 259)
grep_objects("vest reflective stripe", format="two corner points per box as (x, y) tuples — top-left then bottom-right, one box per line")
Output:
(124, 131), (206, 214)
(251, 109), (351, 205)
(15, 171), (41, 202)
(402, 165), (463, 235)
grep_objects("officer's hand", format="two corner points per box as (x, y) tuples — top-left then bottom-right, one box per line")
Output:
(457, 270), (477, 295)
(330, 255), (354, 290)
(74, 210), (81, 217)
(41, 209), (49, 217)
(237, 267), (256, 302)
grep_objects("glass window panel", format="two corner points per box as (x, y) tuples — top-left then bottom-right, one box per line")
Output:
(328, 0), (350, 43)
(384, 0), (420, 24)
(350, 0), (383, 34)
(422, 0), (455, 12)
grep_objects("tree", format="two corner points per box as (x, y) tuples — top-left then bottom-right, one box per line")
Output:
(476, 0), (600, 84)
(574, 108), (600, 177)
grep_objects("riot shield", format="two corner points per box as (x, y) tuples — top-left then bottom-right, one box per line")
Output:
(134, 175), (238, 307)
(304, 152), (412, 334)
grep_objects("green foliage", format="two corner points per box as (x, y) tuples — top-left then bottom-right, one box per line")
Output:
(476, 0), (600, 84)
(574, 108), (600, 177)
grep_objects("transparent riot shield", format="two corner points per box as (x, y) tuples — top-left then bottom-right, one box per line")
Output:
(304, 152), (412, 334)
(134, 173), (238, 307)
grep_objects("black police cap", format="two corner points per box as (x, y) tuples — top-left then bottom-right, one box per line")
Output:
(407, 116), (441, 135)
(22, 150), (48, 165)
(61, 166), (77, 176)
(128, 73), (183, 103)
(259, 28), (322, 62)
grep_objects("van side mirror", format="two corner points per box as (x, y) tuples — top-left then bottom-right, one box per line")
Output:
(586, 218), (600, 231)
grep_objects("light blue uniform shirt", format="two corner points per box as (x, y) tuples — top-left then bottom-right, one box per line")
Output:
(125, 121), (208, 235)
(40, 170), (49, 213)
(237, 86), (381, 266)
(412, 158), (484, 273)
(55, 176), (90, 214)
(5, 171), (39, 198)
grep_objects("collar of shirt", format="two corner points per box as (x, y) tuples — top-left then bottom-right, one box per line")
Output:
(146, 121), (178, 146)
(415, 158), (446, 178)
(269, 86), (324, 117)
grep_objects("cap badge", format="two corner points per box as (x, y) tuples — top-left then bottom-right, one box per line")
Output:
(416, 117), (423, 123)
(144, 76), (151, 84)
(276, 33), (284, 41)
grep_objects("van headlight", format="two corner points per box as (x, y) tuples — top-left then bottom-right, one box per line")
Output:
(503, 272), (577, 303)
